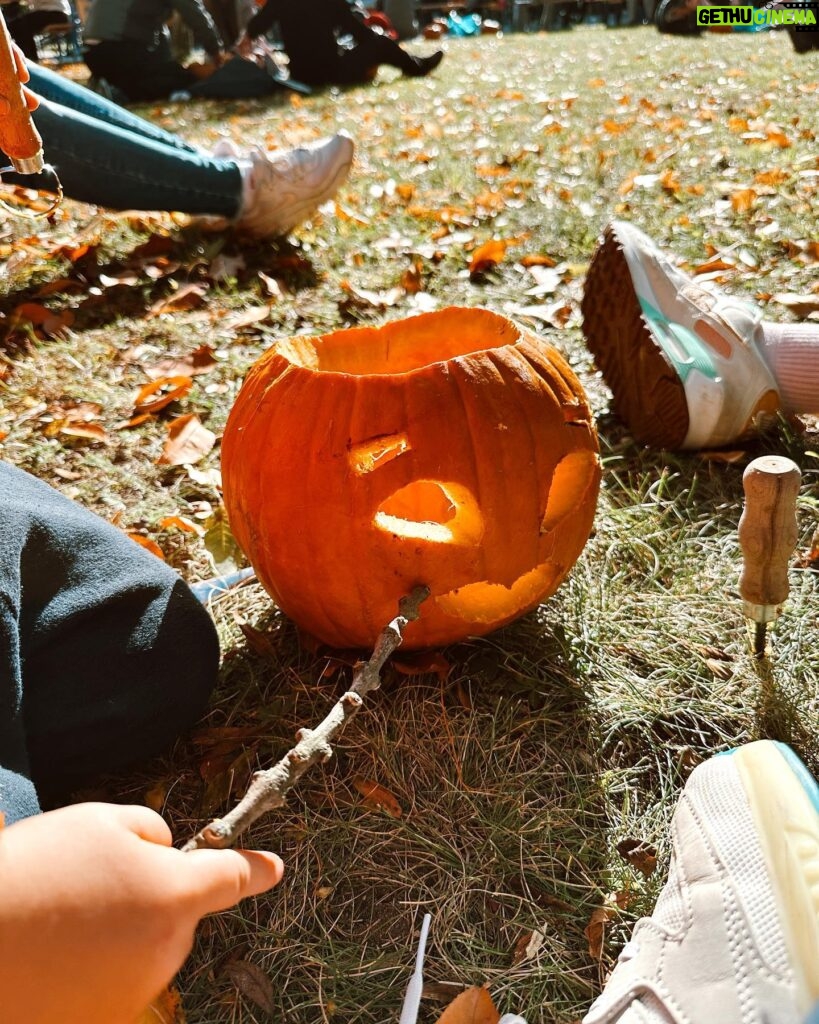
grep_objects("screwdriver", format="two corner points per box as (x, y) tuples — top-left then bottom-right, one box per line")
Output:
(738, 455), (801, 657)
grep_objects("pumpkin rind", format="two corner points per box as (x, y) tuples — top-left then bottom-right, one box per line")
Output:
(222, 307), (601, 648)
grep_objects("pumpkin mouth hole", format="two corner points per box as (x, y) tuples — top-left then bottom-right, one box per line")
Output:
(540, 451), (601, 535)
(278, 308), (520, 376)
(348, 433), (411, 474)
(374, 480), (485, 545)
(436, 562), (559, 624)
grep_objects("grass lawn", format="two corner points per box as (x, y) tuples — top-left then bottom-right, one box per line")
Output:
(2, 23), (819, 1024)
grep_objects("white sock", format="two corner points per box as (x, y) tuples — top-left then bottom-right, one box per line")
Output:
(758, 321), (819, 414)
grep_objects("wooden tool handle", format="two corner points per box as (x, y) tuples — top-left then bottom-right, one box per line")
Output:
(0, 10), (43, 172)
(739, 455), (801, 610)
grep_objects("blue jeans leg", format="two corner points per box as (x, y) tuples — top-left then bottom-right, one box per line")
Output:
(2, 61), (244, 217)
(25, 61), (198, 153)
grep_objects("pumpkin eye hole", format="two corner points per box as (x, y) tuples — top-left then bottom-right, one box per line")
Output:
(348, 433), (411, 474)
(374, 480), (485, 546)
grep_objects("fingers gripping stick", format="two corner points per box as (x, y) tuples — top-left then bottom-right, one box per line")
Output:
(739, 455), (801, 656)
(0, 12), (43, 173)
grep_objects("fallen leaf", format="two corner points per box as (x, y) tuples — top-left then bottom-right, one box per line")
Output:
(239, 622), (279, 660)
(157, 414), (216, 466)
(615, 838), (658, 878)
(518, 253), (556, 268)
(706, 657), (734, 680)
(469, 239), (507, 277)
(55, 422), (109, 443)
(339, 281), (404, 312)
(133, 376), (193, 415)
(434, 986), (500, 1024)
(693, 258), (735, 275)
(158, 514), (205, 536)
(352, 776), (403, 818)
(584, 906), (615, 959)
(9, 302), (74, 337)
(225, 305), (273, 331)
(731, 188), (757, 213)
(148, 282), (208, 317)
(203, 504), (242, 573)
(224, 960), (275, 1015)
(771, 293), (819, 317)
(511, 928), (545, 965)
(423, 982), (467, 1003)
(136, 985), (185, 1023)
(147, 345), (217, 380)
(128, 534), (165, 560)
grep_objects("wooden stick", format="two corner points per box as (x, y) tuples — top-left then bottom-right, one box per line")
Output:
(182, 585), (429, 852)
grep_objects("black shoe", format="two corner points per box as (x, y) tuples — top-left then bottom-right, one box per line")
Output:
(404, 50), (444, 77)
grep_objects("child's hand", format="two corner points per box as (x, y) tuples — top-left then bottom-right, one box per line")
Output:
(0, 801), (284, 1024)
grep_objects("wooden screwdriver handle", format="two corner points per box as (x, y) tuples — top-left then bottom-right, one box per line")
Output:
(0, 10), (43, 172)
(739, 455), (801, 610)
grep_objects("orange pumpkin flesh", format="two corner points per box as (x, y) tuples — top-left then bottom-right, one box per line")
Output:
(222, 307), (601, 649)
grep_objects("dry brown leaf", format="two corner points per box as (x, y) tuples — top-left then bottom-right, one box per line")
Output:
(144, 782), (167, 813)
(518, 253), (556, 268)
(469, 239), (507, 277)
(706, 657), (734, 680)
(511, 928), (545, 965)
(434, 986), (500, 1024)
(136, 985), (185, 1023)
(148, 283), (208, 317)
(694, 258), (735, 275)
(10, 302), (74, 337)
(352, 776), (403, 818)
(616, 838), (658, 878)
(239, 622), (279, 661)
(392, 651), (451, 681)
(133, 376), (193, 415)
(225, 305), (274, 331)
(158, 514), (205, 536)
(584, 906), (615, 959)
(56, 422), (109, 443)
(147, 345), (217, 380)
(224, 960), (275, 1015)
(157, 414), (216, 467)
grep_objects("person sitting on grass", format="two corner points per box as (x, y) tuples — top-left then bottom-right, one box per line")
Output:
(82, 0), (230, 103)
(580, 219), (819, 451)
(237, 0), (444, 87)
(0, 457), (285, 1024)
(3, 48), (354, 238)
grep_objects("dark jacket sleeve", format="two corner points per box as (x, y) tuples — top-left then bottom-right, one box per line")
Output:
(171, 0), (223, 54)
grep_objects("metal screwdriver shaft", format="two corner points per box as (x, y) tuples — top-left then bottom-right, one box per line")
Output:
(738, 455), (801, 657)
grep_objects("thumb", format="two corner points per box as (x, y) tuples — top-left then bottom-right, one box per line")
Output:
(184, 848), (284, 915)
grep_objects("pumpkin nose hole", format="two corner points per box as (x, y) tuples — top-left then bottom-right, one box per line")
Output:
(374, 481), (484, 545)
(540, 451), (601, 534)
(349, 433), (411, 474)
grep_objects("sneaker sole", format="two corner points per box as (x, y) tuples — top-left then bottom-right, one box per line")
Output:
(581, 224), (689, 449)
(731, 741), (819, 1013)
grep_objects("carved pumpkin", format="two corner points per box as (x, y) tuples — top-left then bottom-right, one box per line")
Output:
(222, 307), (601, 649)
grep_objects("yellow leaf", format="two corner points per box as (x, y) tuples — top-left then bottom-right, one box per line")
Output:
(434, 986), (500, 1024)
(731, 188), (757, 213)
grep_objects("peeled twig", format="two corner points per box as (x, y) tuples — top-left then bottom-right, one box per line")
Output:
(182, 585), (429, 852)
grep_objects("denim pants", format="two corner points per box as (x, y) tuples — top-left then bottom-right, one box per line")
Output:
(1, 62), (244, 216)
(0, 462), (220, 824)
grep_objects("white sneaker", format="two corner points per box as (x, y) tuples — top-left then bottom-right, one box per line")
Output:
(584, 741), (819, 1024)
(581, 221), (781, 450)
(236, 133), (354, 238)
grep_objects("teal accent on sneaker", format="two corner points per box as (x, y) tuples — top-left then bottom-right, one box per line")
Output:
(639, 297), (719, 383)
(775, 742), (819, 817)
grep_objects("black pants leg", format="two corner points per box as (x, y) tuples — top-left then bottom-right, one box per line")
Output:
(0, 462), (219, 823)
(84, 41), (197, 102)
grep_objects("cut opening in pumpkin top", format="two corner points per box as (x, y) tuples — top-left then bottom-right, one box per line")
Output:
(276, 308), (520, 377)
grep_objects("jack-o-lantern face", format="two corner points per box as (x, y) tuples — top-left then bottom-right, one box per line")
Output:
(222, 307), (601, 649)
